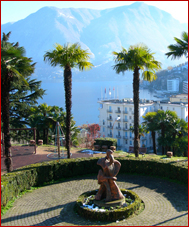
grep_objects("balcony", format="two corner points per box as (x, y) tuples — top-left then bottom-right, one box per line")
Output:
(107, 110), (112, 113)
(116, 135), (122, 138)
(108, 134), (113, 138)
(116, 126), (121, 130)
(115, 110), (121, 113)
(123, 128), (128, 131)
(123, 136), (128, 139)
(107, 117), (113, 121)
(107, 125), (113, 129)
(115, 118), (121, 122)
(123, 110), (128, 114)
(123, 119), (128, 122)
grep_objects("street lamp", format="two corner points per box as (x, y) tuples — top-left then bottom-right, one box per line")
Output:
(112, 117), (120, 138)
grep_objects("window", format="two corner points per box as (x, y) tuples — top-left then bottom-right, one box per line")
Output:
(130, 131), (132, 138)
(103, 120), (105, 125)
(129, 116), (132, 119)
(118, 131), (120, 136)
(109, 114), (112, 119)
(125, 140), (127, 144)
(100, 104), (103, 109)
(109, 106), (112, 112)
(130, 140), (132, 145)
(125, 123), (127, 129)
(129, 108), (132, 111)
(103, 127), (105, 132)
(118, 123), (120, 128)
(125, 131), (127, 137)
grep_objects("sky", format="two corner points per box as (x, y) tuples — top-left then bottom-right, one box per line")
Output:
(1, 1), (188, 25)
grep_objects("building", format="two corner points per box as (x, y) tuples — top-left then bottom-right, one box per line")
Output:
(167, 78), (179, 92)
(183, 81), (188, 94)
(170, 94), (188, 103)
(98, 98), (188, 151)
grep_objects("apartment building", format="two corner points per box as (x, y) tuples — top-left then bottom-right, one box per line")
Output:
(167, 78), (179, 92)
(183, 81), (188, 94)
(98, 98), (188, 151)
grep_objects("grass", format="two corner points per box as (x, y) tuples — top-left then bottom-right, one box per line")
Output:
(114, 150), (188, 163)
(1, 187), (38, 216)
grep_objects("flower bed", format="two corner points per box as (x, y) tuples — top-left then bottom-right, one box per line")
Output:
(74, 189), (144, 222)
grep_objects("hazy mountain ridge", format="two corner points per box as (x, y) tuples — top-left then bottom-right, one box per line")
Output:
(1, 2), (187, 82)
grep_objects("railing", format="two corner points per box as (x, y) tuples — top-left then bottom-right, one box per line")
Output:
(123, 110), (128, 114)
(123, 128), (128, 131)
(107, 110), (112, 113)
(123, 119), (128, 122)
(108, 134), (113, 137)
(116, 135), (121, 138)
(115, 110), (121, 113)
(116, 126), (121, 130)
(107, 125), (113, 129)
(107, 117), (113, 121)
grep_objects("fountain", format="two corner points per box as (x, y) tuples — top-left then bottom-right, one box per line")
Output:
(75, 149), (144, 222)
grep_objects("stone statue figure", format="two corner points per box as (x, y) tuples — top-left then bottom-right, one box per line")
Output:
(95, 149), (124, 202)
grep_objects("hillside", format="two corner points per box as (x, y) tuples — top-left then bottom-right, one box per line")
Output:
(1, 2), (187, 82)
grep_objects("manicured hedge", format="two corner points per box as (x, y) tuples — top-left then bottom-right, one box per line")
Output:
(1, 157), (188, 208)
(74, 189), (143, 222)
(94, 137), (117, 149)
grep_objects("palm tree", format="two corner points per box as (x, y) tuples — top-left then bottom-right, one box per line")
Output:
(143, 112), (159, 154)
(113, 44), (161, 157)
(165, 31), (188, 60)
(156, 110), (179, 155)
(44, 43), (93, 158)
(1, 32), (35, 172)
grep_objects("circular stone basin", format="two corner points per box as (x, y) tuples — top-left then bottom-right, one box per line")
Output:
(74, 189), (144, 222)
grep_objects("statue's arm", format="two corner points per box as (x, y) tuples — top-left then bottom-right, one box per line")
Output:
(113, 160), (121, 177)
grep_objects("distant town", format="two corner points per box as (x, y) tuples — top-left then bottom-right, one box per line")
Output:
(140, 61), (188, 98)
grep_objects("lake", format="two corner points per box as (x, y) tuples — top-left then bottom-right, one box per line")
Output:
(38, 80), (159, 126)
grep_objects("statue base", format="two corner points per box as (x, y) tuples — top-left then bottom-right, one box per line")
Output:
(94, 197), (125, 208)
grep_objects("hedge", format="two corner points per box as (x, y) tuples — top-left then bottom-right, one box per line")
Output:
(74, 189), (143, 222)
(94, 137), (117, 149)
(1, 157), (188, 208)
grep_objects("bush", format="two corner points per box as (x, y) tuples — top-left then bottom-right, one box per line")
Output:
(94, 137), (117, 150)
(1, 157), (187, 209)
(74, 189), (143, 222)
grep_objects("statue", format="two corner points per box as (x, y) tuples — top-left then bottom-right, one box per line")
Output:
(95, 149), (124, 202)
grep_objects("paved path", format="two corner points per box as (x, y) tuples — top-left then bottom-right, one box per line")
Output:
(1, 174), (188, 226)
(1, 146), (92, 174)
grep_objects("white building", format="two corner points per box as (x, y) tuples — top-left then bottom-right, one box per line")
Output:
(98, 98), (188, 151)
(183, 81), (188, 94)
(167, 78), (179, 92)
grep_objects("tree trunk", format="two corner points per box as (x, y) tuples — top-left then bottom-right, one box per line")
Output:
(64, 64), (72, 159)
(152, 131), (157, 154)
(133, 67), (140, 158)
(161, 127), (165, 155)
(1, 76), (13, 172)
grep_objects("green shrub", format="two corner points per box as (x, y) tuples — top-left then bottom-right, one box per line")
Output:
(74, 189), (143, 222)
(94, 137), (117, 150)
(1, 156), (187, 210)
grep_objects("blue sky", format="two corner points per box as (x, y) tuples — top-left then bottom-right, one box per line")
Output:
(1, 1), (188, 24)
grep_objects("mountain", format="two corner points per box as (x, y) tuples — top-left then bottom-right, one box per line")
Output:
(1, 2), (188, 82)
